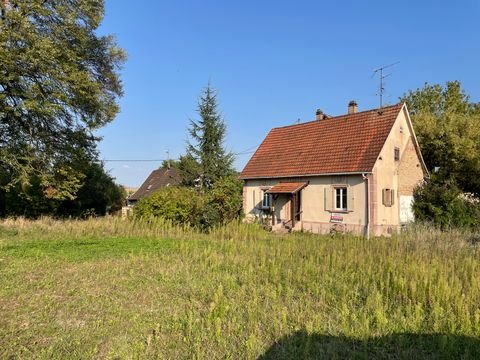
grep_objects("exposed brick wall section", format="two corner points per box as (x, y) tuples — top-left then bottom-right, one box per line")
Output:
(398, 138), (425, 196)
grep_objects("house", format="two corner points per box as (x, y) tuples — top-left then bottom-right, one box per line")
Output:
(239, 102), (428, 236)
(127, 167), (182, 206)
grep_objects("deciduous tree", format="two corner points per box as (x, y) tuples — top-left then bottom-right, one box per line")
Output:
(401, 81), (480, 196)
(0, 0), (125, 200)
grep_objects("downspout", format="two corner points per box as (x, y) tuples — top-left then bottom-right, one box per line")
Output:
(362, 173), (370, 239)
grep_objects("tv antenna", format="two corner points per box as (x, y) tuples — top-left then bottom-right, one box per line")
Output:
(373, 61), (399, 108)
(165, 150), (170, 169)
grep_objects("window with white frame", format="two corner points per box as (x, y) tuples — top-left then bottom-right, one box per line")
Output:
(262, 191), (272, 209)
(335, 187), (348, 211)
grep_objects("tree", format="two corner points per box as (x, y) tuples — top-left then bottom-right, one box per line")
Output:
(413, 174), (479, 230)
(201, 174), (243, 228)
(2, 160), (126, 218)
(401, 81), (480, 197)
(56, 161), (126, 217)
(0, 0), (126, 200)
(187, 83), (234, 188)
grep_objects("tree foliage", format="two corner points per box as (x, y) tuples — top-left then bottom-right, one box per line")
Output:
(134, 186), (204, 226)
(0, 0), (126, 199)
(401, 81), (480, 196)
(187, 83), (234, 188)
(413, 174), (480, 230)
(0, 161), (125, 218)
(134, 176), (242, 231)
(402, 81), (480, 229)
(201, 174), (243, 229)
(136, 84), (242, 229)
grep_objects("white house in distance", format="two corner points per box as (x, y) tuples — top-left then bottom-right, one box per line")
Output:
(239, 102), (428, 236)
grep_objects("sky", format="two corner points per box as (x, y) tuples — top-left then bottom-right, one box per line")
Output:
(96, 0), (480, 187)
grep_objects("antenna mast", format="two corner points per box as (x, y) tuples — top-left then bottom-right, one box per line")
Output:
(373, 61), (399, 108)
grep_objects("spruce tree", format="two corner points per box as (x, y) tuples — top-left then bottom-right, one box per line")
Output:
(187, 83), (234, 188)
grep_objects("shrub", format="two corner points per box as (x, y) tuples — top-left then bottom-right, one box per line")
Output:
(134, 186), (204, 226)
(200, 175), (243, 229)
(413, 176), (480, 230)
(134, 176), (243, 231)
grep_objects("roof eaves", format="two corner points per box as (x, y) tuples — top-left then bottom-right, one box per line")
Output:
(240, 171), (373, 180)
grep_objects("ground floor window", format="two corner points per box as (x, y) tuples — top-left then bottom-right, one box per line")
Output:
(335, 187), (347, 211)
(262, 191), (272, 208)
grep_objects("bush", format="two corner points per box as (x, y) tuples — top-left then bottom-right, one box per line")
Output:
(134, 186), (204, 226)
(134, 176), (243, 231)
(200, 175), (243, 229)
(413, 176), (480, 230)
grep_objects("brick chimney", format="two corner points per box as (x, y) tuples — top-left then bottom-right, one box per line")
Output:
(348, 100), (358, 114)
(316, 109), (324, 121)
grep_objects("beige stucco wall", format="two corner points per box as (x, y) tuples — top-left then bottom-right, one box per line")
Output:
(243, 174), (368, 235)
(371, 107), (425, 235)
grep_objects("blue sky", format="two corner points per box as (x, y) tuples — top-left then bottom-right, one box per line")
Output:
(97, 0), (480, 187)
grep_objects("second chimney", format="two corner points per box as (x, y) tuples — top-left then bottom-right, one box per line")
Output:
(348, 100), (358, 114)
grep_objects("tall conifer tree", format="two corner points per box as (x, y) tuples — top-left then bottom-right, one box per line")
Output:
(187, 83), (234, 188)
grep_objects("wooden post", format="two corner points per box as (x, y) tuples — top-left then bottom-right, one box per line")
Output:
(291, 193), (296, 228)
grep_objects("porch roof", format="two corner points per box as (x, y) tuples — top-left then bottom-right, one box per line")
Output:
(266, 182), (308, 194)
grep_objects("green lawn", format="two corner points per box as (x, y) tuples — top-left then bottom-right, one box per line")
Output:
(1, 218), (479, 359)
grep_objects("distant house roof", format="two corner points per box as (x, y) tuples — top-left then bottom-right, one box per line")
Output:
(240, 103), (404, 179)
(129, 168), (181, 201)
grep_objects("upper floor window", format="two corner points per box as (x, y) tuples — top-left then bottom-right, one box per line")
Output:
(394, 147), (400, 161)
(335, 187), (347, 211)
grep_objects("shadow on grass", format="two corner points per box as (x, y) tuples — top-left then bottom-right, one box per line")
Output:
(259, 331), (480, 359)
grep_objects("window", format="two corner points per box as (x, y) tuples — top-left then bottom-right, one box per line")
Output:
(382, 189), (395, 207)
(335, 187), (347, 211)
(262, 191), (272, 209)
(394, 147), (400, 161)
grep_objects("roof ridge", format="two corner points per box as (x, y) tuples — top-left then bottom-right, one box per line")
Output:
(272, 103), (403, 131)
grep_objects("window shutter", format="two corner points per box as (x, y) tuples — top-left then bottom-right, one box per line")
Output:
(382, 189), (393, 207)
(347, 187), (355, 212)
(324, 187), (332, 211)
(391, 189), (395, 206)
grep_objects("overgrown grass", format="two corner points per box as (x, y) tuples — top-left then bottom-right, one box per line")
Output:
(0, 218), (479, 359)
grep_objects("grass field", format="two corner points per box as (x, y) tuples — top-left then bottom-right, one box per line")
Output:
(1, 218), (479, 359)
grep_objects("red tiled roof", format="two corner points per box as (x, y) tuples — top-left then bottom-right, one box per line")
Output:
(240, 103), (403, 179)
(266, 182), (308, 194)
